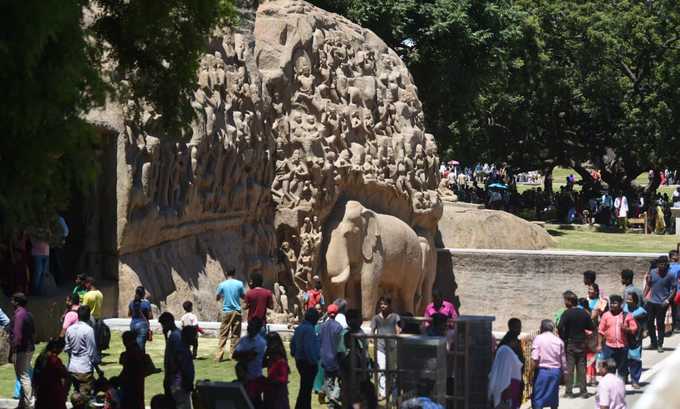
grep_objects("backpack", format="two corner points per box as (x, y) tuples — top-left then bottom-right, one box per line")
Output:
(96, 321), (111, 351)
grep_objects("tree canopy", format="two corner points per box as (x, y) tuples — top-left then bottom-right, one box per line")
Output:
(313, 0), (680, 194)
(0, 0), (233, 231)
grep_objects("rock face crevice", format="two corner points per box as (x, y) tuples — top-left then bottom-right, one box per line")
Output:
(112, 0), (442, 318)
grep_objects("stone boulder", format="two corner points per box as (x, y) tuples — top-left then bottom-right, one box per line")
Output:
(437, 203), (556, 250)
(90, 0), (442, 319)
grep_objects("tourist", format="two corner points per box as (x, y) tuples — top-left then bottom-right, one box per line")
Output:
(621, 269), (644, 311)
(128, 286), (153, 351)
(180, 300), (203, 359)
(668, 250), (680, 331)
(119, 331), (146, 409)
(291, 309), (321, 409)
(583, 270), (605, 298)
(598, 294), (637, 377)
(159, 312), (195, 409)
(72, 274), (88, 304)
(49, 214), (69, 285)
(263, 332), (290, 409)
(614, 192), (629, 231)
(426, 313), (448, 337)
(625, 292), (646, 389)
(531, 320), (565, 409)
(245, 271), (273, 326)
(595, 359), (627, 409)
(424, 289), (458, 326)
(488, 338), (523, 409)
(332, 299), (348, 328)
(60, 294), (80, 337)
(586, 283), (607, 384)
(30, 232), (50, 295)
(82, 276), (104, 350)
(645, 256), (676, 353)
(339, 309), (376, 409)
(10, 293), (35, 409)
(303, 275), (325, 311)
(82, 277), (103, 321)
(34, 338), (68, 409)
(65, 305), (100, 407)
(215, 268), (245, 362)
(233, 317), (267, 407)
(318, 304), (343, 407)
(502, 318), (525, 367)
(558, 290), (594, 398)
(370, 297), (400, 399)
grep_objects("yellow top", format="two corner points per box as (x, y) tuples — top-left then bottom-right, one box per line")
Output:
(82, 289), (104, 319)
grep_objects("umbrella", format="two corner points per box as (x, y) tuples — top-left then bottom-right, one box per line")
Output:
(488, 183), (509, 190)
(448, 160), (460, 165)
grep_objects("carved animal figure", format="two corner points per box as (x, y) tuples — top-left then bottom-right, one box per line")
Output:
(324, 200), (432, 319)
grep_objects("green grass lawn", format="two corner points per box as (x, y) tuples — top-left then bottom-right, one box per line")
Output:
(547, 226), (679, 253)
(0, 333), (314, 407)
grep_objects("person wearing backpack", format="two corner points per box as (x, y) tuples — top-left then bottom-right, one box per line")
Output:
(338, 309), (377, 409)
(598, 295), (638, 379)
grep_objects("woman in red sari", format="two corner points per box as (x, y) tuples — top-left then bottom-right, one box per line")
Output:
(35, 338), (68, 409)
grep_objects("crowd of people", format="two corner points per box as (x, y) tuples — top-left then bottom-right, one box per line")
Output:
(439, 163), (680, 233)
(0, 214), (70, 297)
(3, 246), (680, 409)
(489, 251), (680, 409)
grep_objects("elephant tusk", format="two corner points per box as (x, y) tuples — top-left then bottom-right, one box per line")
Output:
(331, 266), (351, 284)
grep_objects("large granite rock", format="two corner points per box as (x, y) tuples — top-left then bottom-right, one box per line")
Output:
(99, 0), (441, 319)
(437, 202), (555, 250)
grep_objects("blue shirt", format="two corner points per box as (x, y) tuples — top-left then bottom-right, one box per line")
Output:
(129, 299), (151, 324)
(216, 279), (245, 312)
(670, 263), (680, 289)
(648, 268), (676, 304)
(291, 321), (320, 364)
(234, 334), (266, 380)
(318, 318), (343, 371)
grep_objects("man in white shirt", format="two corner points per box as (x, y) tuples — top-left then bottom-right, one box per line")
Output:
(614, 193), (629, 231)
(65, 305), (100, 404)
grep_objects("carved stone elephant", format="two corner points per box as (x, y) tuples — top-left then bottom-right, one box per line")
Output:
(324, 200), (434, 320)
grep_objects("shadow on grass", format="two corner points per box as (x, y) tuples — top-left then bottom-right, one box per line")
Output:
(547, 229), (566, 237)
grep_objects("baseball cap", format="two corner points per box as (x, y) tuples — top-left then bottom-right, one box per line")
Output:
(327, 304), (339, 315)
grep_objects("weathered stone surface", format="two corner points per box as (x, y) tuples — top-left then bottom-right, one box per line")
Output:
(437, 202), (555, 250)
(102, 0), (441, 318)
(443, 249), (660, 331)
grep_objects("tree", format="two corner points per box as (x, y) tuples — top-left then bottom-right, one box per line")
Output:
(0, 0), (233, 232)
(453, 0), (680, 195)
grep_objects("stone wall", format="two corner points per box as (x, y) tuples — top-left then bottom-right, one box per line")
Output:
(442, 249), (662, 331)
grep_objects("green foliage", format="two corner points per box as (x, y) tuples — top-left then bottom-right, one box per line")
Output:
(0, 0), (233, 231)
(454, 0), (680, 191)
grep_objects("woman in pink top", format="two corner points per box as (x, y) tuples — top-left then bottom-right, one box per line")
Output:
(30, 232), (50, 295)
(596, 359), (627, 409)
(59, 295), (80, 337)
(424, 289), (459, 327)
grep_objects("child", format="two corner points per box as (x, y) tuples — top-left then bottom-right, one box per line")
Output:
(180, 300), (204, 359)
(303, 276), (325, 311)
(264, 332), (290, 409)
